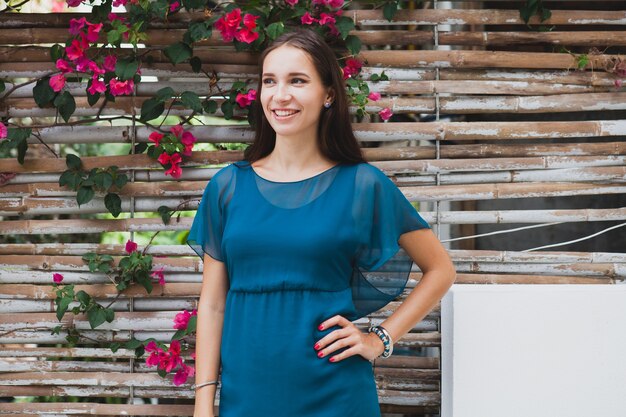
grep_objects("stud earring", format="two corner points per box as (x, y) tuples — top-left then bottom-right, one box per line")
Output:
(324, 102), (332, 109)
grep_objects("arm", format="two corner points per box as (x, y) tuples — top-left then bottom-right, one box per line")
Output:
(375, 228), (456, 347)
(193, 254), (229, 417)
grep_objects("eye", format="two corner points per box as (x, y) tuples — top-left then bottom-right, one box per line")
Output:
(292, 78), (306, 84)
(262, 78), (274, 85)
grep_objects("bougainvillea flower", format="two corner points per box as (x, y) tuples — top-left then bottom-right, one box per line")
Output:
(69, 17), (87, 35)
(103, 55), (117, 72)
(165, 164), (182, 178)
(125, 239), (138, 253)
(170, 1), (180, 12)
(181, 131), (197, 156)
(173, 309), (197, 330)
(66, 0), (82, 7)
(285, 0), (298, 6)
(170, 125), (184, 138)
(151, 266), (166, 286)
(149, 132), (164, 146)
(235, 89), (257, 108)
(85, 22), (103, 43)
(319, 13), (336, 26)
(53, 273), (64, 284)
(215, 8), (242, 42)
(367, 92), (381, 101)
(301, 12), (317, 25)
(49, 74), (66, 92)
(0, 123), (7, 139)
(342, 58), (363, 79)
(109, 78), (134, 96)
(242, 13), (259, 30)
(55, 59), (74, 73)
(87, 77), (106, 95)
(158, 152), (171, 165)
(235, 28), (259, 44)
(173, 363), (195, 386)
(112, 0), (128, 6)
(145, 340), (160, 353)
(65, 39), (85, 61)
(379, 107), (393, 121)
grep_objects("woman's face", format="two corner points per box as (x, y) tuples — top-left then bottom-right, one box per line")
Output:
(260, 45), (333, 142)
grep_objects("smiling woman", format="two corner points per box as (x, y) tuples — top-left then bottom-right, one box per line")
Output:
(187, 28), (456, 417)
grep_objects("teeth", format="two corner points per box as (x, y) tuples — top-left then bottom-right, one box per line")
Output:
(274, 110), (298, 117)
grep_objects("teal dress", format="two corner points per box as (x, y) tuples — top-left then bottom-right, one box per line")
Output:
(187, 160), (430, 416)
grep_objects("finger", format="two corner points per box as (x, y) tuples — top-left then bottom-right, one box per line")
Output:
(314, 327), (351, 351)
(316, 332), (359, 358)
(328, 345), (360, 363)
(318, 314), (351, 331)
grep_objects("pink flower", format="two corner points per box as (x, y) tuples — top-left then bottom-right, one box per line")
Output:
(242, 14), (259, 30)
(125, 239), (138, 254)
(149, 132), (164, 146)
(69, 17), (87, 35)
(108, 13), (125, 22)
(215, 8), (242, 42)
(146, 352), (160, 367)
(66, 0), (82, 7)
(49, 74), (66, 92)
(319, 13), (336, 26)
(285, 0), (298, 5)
(85, 22), (103, 43)
(158, 152), (171, 165)
(103, 55), (117, 72)
(65, 39), (85, 61)
(170, 125), (184, 138)
(235, 28), (259, 44)
(342, 58), (363, 79)
(165, 163), (182, 178)
(112, 0), (128, 6)
(379, 107), (393, 121)
(181, 131), (196, 156)
(53, 273), (64, 284)
(173, 309), (197, 330)
(0, 123), (7, 139)
(87, 77), (106, 95)
(151, 266), (165, 286)
(145, 340), (160, 353)
(328, 0), (344, 7)
(169, 339), (181, 355)
(235, 89), (256, 108)
(170, 1), (180, 12)
(301, 12), (317, 25)
(109, 78), (134, 96)
(367, 92), (381, 101)
(615, 79), (623, 88)
(56, 59), (74, 73)
(173, 363), (195, 386)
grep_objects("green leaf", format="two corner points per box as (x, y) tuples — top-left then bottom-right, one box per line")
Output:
(104, 193), (122, 217)
(334, 16), (355, 39)
(0, 79), (5, 94)
(16, 135), (28, 164)
(76, 186), (95, 206)
(59, 170), (77, 189)
(182, 0), (205, 9)
(107, 29), (122, 45)
(101, 172), (113, 190)
(172, 329), (186, 340)
(82, 252), (97, 261)
(140, 98), (165, 122)
(344, 35), (362, 56)
(266, 22), (285, 40)
(157, 205), (172, 225)
(125, 337), (143, 349)
(203, 100), (218, 114)
(190, 56), (202, 73)
(114, 173), (128, 189)
(33, 77), (55, 107)
(180, 91), (203, 112)
(221, 100), (234, 120)
(50, 44), (64, 62)
(135, 273), (153, 294)
(383, 2), (398, 22)
(66, 154), (82, 170)
(98, 262), (111, 273)
(87, 307), (107, 329)
(76, 290), (91, 306)
(155, 87), (175, 102)
(56, 297), (72, 321)
(53, 91), (76, 123)
(164, 42), (192, 65)
(110, 342), (121, 352)
(133, 142), (148, 154)
(188, 21), (212, 42)
(115, 58), (139, 81)
(104, 308), (115, 323)
(187, 315), (197, 333)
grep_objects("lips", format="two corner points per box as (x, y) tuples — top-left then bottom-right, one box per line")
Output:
(272, 109), (300, 119)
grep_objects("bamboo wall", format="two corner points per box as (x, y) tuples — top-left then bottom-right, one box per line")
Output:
(1, 1), (625, 416)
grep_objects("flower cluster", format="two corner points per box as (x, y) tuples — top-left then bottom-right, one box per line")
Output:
(52, 16), (139, 97)
(301, 7), (344, 36)
(342, 58), (362, 80)
(148, 125), (197, 179)
(235, 89), (257, 108)
(215, 8), (260, 44)
(145, 339), (195, 385)
(0, 122), (7, 140)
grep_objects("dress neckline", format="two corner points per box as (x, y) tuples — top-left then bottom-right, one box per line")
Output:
(250, 163), (341, 184)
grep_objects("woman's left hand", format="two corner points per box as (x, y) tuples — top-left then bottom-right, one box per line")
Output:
(314, 315), (385, 362)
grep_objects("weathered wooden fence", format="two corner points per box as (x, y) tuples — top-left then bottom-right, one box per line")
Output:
(1, 1), (625, 416)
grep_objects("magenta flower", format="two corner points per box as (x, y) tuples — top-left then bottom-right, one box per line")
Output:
(215, 8), (242, 42)
(56, 59), (74, 74)
(181, 131), (196, 156)
(319, 13), (336, 26)
(173, 309), (197, 330)
(158, 152), (171, 165)
(379, 107), (393, 121)
(103, 55), (117, 72)
(165, 163), (182, 179)
(145, 340), (160, 353)
(66, 0), (82, 7)
(69, 17), (87, 35)
(87, 77), (106, 95)
(236, 28), (259, 44)
(170, 125), (184, 138)
(49, 74), (66, 92)
(53, 273), (64, 284)
(301, 12), (317, 25)
(85, 22), (103, 43)
(109, 78), (134, 96)
(149, 132), (164, 146)
(125, 240), (138, 254)
(367, 92), (381, 101)
(0, 123), (7, 140)
(170, 1), (180, 12)
(112, 0), (128, 6)
(285, 0), (298, 5)
(342, 58), (363, 79)
(173, 363), (195, 386)
(235, 89), (257, 108)
(65, 38), (86, 61)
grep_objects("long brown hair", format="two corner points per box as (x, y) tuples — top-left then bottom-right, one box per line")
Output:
(243, 28), (366, 165)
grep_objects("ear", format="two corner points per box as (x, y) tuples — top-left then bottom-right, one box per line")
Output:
(326, 87), (336, 103)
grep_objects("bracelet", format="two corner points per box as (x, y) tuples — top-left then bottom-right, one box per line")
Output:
(368, 325), (394, 358)
(191, 380), (220, 390)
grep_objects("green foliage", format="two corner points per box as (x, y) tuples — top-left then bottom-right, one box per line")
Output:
(164, 42), (193, 65)
(0, 127), (32, 165)
(519, 0), (553, 30)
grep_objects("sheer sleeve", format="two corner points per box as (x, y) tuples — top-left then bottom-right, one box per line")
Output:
(349, 163), (431, 320)
(187, 164), (236, 262)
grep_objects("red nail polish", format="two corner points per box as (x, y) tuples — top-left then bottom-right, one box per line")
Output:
(314, 343), (320, 350)
(318, 324), (324, 330)
(317, 351), (324, 358)
(329, 357), (336, 362)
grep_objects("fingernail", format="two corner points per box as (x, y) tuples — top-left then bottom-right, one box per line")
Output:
(314, 343), (320, 350)
(318, 324), (324, 330)
(329, 357), (336, 362)
(317, 351), (324, 358)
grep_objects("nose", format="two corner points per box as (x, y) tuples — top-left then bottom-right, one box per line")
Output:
(274, 82), (291, 102)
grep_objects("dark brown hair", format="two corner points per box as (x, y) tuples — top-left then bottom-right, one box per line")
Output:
(243, 28), (366, 165)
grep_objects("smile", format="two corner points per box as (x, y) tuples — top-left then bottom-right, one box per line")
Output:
(272, 109), (300, 119)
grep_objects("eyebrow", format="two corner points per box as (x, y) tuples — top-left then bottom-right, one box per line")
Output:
(262, 72), (311, 78)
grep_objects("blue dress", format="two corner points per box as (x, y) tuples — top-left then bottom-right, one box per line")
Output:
(187, 160), (430, 416)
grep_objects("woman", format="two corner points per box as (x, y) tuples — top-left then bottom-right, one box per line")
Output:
(188, 28), (456, 417)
